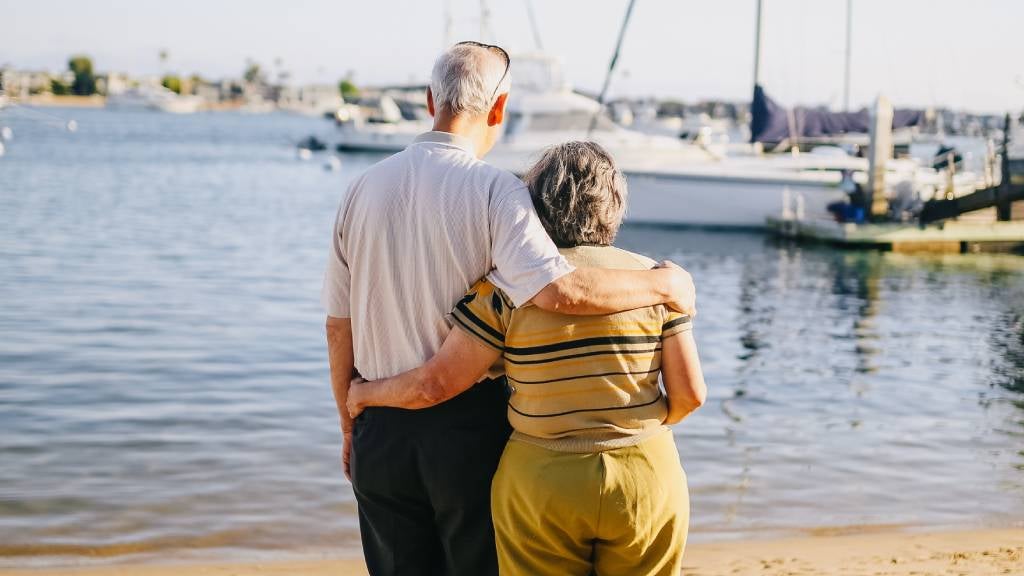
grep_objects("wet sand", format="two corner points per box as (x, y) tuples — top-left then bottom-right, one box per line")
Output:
(3, 528), (1021, 576)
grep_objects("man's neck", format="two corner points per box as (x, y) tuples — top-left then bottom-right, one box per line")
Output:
(432, 113), (488, 159)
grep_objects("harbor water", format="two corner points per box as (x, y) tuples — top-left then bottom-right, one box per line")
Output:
(1, 109), (1022, 565)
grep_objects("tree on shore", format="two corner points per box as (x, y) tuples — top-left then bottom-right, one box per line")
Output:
(68, 55), (96, 95)
(339, 78), (359, 99)
(162, 75), (183, 94)
(243, 60), (264, 85)
(50, 78), (71, 95)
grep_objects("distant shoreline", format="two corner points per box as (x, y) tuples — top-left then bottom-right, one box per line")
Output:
(8, 95), (249, 111)
(17, 95), (106, 108)
(2, 528), (1021, 576)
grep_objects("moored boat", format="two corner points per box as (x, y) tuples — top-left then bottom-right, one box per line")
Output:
(106, 85), (202, 114)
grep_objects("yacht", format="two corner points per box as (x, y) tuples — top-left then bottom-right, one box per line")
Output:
(493, 54), (983, 228)
(106, 84), (202, 114)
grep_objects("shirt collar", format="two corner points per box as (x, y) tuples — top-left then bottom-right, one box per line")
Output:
(413, 131), (477, 157)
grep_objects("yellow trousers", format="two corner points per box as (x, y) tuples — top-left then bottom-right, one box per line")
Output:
(491, 430), (689, 576)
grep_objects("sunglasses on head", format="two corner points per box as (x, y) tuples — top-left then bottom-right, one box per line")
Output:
(455, 40), (510, 102)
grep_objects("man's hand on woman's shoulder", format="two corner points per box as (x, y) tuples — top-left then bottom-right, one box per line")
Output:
(655, 260), (696, 318)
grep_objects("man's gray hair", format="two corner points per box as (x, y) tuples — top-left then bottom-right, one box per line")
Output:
(524, 141), (628, 247)
(430, 43), (509, 116)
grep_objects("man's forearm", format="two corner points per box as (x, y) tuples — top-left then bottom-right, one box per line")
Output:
(533, 267), (687, 315)
(325, 317), (356, 433)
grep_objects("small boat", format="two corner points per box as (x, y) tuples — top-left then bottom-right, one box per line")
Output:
(334, 93), (432, 153)
(106, 85), (202, 114)
(297, 135), (328, 152)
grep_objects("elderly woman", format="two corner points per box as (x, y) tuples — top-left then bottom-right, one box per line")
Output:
(347, 141), (706, 576)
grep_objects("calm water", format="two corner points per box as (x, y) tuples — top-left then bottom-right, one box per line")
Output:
(1, 108), (1023, 565)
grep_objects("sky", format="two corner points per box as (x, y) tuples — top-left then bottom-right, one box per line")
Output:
(3, 0), (1023, 114)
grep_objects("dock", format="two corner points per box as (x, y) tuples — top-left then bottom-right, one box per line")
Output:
(767, 216), (1024, 253)
(769, 112), (1024, 253)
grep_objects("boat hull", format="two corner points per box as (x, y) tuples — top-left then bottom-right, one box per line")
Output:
(621, 170), (843, 228)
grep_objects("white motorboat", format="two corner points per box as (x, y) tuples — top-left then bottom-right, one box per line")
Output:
(106, 85), (202, 114)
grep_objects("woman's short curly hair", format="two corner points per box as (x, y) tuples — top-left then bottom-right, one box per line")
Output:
(523, 141), (627, 247)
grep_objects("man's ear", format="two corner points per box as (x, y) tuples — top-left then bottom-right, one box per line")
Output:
(487, 93), (509, 127)
(426, 87), (435, 117)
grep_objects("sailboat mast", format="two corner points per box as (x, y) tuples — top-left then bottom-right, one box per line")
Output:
(843, 0), (852, 111)
(753, 0), (764, 89)
(479, 0), (493, 41)
(588, 0), (637, 138)
(444, 0), (454, 48)
(525, 0), (544, 50)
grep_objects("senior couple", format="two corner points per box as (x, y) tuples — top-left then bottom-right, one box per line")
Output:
(323, 42), (706, 576)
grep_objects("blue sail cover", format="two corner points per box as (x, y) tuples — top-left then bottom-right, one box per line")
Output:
(750, 84), (926, 144)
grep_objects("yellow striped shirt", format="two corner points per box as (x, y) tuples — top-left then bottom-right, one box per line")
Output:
(451, 245), (692, 452)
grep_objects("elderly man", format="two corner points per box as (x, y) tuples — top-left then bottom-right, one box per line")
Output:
(322, 42), (695, 576)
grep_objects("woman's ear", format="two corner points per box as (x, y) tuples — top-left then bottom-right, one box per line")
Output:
(488, 93), (508, 126)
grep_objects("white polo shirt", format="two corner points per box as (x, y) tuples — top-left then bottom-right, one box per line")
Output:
(321, 131), (575, 381)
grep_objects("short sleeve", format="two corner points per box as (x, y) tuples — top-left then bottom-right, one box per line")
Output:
(661, 310), (692, 339)
(320, 202), (352, 318)
(450, 279), (513, 351)
(487, 184), (575, 307)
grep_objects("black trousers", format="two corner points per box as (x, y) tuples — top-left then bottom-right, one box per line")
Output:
(350, 377), (512, 576)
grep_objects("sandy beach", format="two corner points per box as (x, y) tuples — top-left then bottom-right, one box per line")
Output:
(3, 528), (1021, 576)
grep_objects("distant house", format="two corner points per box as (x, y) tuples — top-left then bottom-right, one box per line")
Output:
(277, 84), (344, 116)
(0, 69), (66, 98)
(96, 72), (132, 96)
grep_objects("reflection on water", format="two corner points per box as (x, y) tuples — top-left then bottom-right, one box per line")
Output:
(1, 109), (1023, 564)
(985, 288), (1024, 477)
(617, 228), (1024, 540)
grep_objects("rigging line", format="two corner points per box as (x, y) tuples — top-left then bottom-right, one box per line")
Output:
(588, 0), (637, 139)
(524, 0), (544, 51)
(0, 102), (76, 130)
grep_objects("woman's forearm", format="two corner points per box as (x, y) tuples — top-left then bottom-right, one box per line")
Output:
(349, 366), (447, 414)
(664, 395), (703, 425)
(347, 327), (503, 418)
(660, 331), (707, 425)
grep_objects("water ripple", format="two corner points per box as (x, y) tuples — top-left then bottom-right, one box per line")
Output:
(1, 109), (1023, 563)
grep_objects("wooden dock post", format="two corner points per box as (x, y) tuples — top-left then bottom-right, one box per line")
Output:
(996, 113), (1013, 221)
(866, 96), (894, 219)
